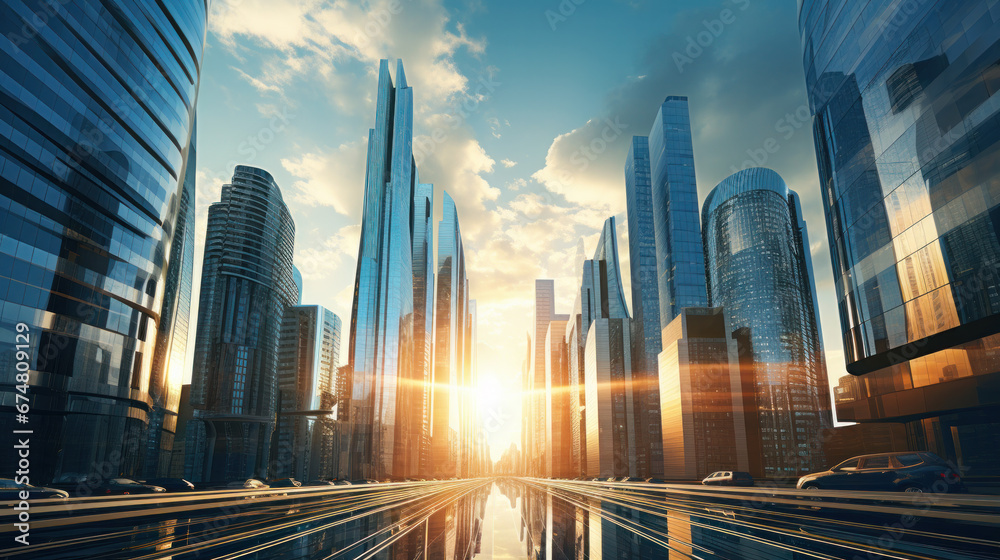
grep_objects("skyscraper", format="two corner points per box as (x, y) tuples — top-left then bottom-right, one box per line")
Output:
(658, 307), (750, 480)
(432, 191), (467, 477)
(647, 96), (708, 326)
(144, 119), (198, 479)
(186, 166), (297, 482)
(801, 0), (1000, 475)
(582, 217), (637, 477)
(275, 305), (342, 481)
(530, 279), (556, 475)
(625, 135), (665, 477)
(412, 182), (435, 477)
(702, 168), (831, 477)
(348, 59), (417, 480)
(0, 0), (206, 482)
(544, 318), (571, 478)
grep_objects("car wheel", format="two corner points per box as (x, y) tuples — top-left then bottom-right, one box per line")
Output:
(903, 485), (924, 493)
(804, 485), (820, 490)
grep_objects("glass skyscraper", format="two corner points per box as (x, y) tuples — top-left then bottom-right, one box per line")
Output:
(275, 305), (342, 481)
(186, 166), (296, 483)
(647, 96), (708, 325)
(658, 307), (750, 480)
(348, 59), (417, 480)
(432, 191), (467, 478)
(411, 181), (434, 477)
(702, 168), (832, 477)
(0, 0), (205, 483)
(800, 0), (1000, 475)
(625, 135), (665, 477)
(582, 217), (637, 477)
(528, 278), (555, 476)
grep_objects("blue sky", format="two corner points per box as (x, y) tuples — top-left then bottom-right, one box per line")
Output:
(190, 0), (845, 460)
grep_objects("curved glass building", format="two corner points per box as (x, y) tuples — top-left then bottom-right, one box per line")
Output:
(703, 168), (831, 477)
(801, 0), (1000, 472)
(0, 1), (205, 482)
(186, 166), (296, 482)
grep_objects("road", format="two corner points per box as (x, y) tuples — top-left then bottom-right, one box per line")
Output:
(1, 478), (998, 558)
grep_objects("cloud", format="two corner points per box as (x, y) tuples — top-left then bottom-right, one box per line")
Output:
(280, 138), (369, 218)
(500, 158), (517, 168)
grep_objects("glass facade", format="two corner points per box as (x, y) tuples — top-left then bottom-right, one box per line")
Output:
(624, 134), (665, 477)
(703, 168), (832, 477)
(647, 96), (708, 326)
(185, 165), (296, 482)
(0, 0), (205, 483)
(348, 59), (416, 480)
(544, 317), (571, 478)
(658, 307), (750, 480)
(275, 305), (342, 482)
(800, 0), (1000, 476)
(431, 191), (467, 478)
(581, 217), (637, 477)
(411, 181), (434, 477)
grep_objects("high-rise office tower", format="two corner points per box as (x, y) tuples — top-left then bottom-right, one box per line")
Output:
(800, 0), (1000, 475)
(348, 59), (417, 480)
(702, 168), (831, 477)
(275, 305), (342, 481)
(566, 291), (586, 477)
(544, 318), (572, 478)
(582, 217), (637, 477)
(648, 96), (708, 325)
(411, 181), (434, 477)
(0, 0), (206, 482)
(658, 307), (750, 480)
(144, 119), (198, 479)
(186, 166), (296, 482)
(432, 191), (467, 477)
(625, 135), (665, 477)
(461, 299), (479, 477)
(530, 279), (556, 475)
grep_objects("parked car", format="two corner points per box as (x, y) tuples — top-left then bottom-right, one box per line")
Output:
(141, 478), (195, 492)
(269, 478), (302, 488)
(228, 479), (270, 490)
(702, 471), (754, 487)
(97, 479), (166, 495)
(333, 480), (353, 486)
(797, 452), (965, 493)
(0, 478), (68, 500)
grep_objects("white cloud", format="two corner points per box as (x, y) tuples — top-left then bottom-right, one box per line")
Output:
(500, 158), (517, 168)
(280, 138), (369, 218)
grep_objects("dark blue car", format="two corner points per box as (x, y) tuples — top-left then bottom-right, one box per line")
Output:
(797, 452), (965, 493)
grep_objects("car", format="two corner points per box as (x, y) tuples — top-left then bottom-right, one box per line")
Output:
(644, 478), (665, 484)
(305, 480), (337, 487)
(227, 479), (270, 490)
(796, 452), (966, 493)
(702, 471), (754, 487)
(269, 478), (302, 488)
(95, 479), (166, 495)
(350, 479), (378, 485)
(0, 478), (68, 500)
(333, 480), (352, 486)
(141, 478), (195, 492)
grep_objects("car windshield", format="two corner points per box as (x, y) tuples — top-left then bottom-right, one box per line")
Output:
(112, 479), (139, 485)
(833, 458), (860, 470)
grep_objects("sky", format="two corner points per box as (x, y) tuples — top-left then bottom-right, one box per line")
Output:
(187, 0), (847, 462)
